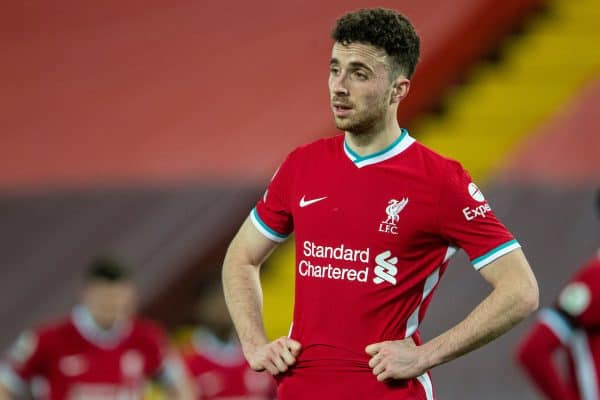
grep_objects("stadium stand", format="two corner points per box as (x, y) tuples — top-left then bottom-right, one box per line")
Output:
(413, 0), (600, 182)
(0, 0), (541, 187)
(499, 76), (600, 184)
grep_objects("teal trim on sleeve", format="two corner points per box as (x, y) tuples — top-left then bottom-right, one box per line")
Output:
(472, 239), (519, 266)
(251, 208), (288, 239)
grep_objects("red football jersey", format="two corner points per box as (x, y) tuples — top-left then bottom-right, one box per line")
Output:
(182, 330), (275, 400)
(517, 252), (600, 400)
(252, 131), (519, 400)
(0, 306), (169, 400)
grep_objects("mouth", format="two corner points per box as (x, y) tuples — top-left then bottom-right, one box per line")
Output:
(332, 103), (353, 117)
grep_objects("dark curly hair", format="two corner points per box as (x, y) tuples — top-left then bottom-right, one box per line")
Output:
(86, 256), (131, 282)
(331, 8), (420, 79)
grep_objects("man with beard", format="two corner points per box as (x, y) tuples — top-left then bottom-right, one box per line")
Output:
(222, 8), (539, 400)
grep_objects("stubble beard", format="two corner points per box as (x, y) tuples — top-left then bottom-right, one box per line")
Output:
(334, 100), (388, 136)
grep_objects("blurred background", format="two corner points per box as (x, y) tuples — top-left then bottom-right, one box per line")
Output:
(1, 0), (599, 398)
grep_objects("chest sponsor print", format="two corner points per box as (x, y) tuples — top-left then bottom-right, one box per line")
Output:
(299, 241), (398, 286)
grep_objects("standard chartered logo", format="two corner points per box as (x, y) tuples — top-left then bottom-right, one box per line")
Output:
(373, 250), (398, 285)
(299, 241), (399, 285)
(299, 241), (369, 282)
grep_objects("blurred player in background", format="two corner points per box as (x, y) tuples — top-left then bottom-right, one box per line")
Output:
(180, 280), (275, 400)
(516, 190), (600, 400)
(0, 257), (194, 400)
(222, 7), (539, 400)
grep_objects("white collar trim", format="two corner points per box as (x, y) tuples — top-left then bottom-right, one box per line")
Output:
(71, 305), (131, 349)
(343, 128), (415, 168)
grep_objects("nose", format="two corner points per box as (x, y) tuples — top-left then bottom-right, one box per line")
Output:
(330, 73), (349, 97)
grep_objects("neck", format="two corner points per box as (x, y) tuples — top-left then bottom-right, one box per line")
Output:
(344, 113), (402, 157)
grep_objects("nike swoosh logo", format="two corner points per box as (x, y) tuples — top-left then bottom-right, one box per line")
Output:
(299, 195), (328, 208)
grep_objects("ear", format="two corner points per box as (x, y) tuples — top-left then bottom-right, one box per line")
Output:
(390, 77), (410, 104)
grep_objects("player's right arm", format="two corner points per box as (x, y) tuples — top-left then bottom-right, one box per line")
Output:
(223, 150), (301, 375)
(222, 217), (300, 375)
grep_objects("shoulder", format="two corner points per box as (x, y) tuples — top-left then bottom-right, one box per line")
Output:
(570, 254), (600, 284)
(7, 316), (71, 363)
(272, 135), (343, 179)
(413, 141), (466, 177)
(34, 315), (73, 341)
(287, 135), (343, 161)
(406, 140), (471, 196)
(584, 251), (600, 270)
(557, 254), (600, 319)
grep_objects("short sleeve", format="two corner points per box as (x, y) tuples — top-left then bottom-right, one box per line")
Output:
(1, 330), (45, 393)
(438, 162), (520, 270)
(250, 151), (295, 242)
(557, 256), (600, 328)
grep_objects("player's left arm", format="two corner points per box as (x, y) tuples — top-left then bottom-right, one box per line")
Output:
(423, 248), (538, 367)
(367, 248), (538, 380)
(367, 162), (539, 380)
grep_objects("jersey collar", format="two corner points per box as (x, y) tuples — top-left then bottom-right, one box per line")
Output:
(71, 305), (132, 349)
(343, 128), (415, 168)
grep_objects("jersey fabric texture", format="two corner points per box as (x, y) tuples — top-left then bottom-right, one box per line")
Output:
(517, 252), (600, 400)
(0, 306), (169, 400)
(251, 131), (520, 400)
(181, 329), (275, 400)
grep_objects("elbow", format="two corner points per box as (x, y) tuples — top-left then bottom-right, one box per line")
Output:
(517, 281), (539, 319)
(503, 274), (539, 322)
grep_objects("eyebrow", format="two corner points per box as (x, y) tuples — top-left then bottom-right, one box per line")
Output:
(329, 58), (374, 72)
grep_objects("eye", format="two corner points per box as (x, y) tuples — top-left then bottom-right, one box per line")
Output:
(353, 71), (368, 80)
(330, 66), (340, 75)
